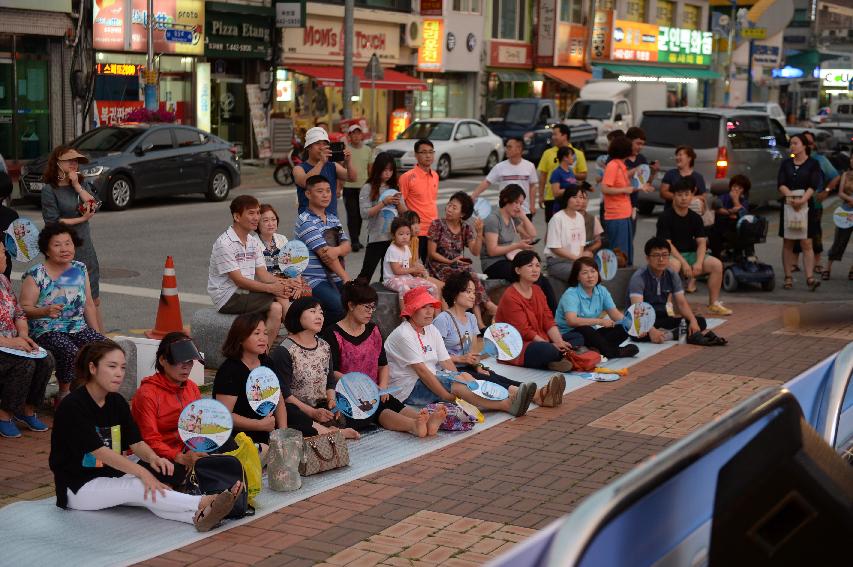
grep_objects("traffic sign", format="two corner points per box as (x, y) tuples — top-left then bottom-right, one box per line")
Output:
(365, 53), (384, 81)
(741, 27), (766, 40)
(165, 29), (194, 43)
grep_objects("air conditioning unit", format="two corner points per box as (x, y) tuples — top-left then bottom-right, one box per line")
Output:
(403, 20), (423, 48)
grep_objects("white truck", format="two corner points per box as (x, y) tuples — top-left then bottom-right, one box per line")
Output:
(563, 80), (667, 150)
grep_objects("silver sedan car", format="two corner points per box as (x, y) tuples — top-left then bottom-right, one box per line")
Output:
(375, 118), (504, 180)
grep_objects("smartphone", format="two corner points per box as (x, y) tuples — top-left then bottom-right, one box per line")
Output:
(529, 238), (541, 245)
(330, 142), (345, 162)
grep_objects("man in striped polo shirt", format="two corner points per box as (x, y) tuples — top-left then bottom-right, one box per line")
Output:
(294, 175), (352, 326)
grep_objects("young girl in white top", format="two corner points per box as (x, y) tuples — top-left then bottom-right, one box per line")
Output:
(382, 218), (442, 302)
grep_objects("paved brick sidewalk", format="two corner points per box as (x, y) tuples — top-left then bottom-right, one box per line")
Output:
(2, 303), (851, 566)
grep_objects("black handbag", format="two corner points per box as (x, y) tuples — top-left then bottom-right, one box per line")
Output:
(183, 454), (249, 519)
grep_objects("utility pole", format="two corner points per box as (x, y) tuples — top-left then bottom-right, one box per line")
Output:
(342, 0), (354, 119)
(723, 0), (736, 106)
(584, 0), (597, 73)
(144, 0), (157, 111)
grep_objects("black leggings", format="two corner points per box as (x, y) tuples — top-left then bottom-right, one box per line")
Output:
(345, 394), (407, 431)
(484, 260), (558, 313)
(457, 364), (521, 389)
(631, 311), (707, 342)
(358, 240), (391, 282)
(343, 187), (363, 245)
(573, 325), (629, 359)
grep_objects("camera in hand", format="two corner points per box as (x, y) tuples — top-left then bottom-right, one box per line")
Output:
(330, 142), (345, 163)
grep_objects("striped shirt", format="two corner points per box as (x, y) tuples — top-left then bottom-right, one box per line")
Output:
(294, 210), (349, 288)
(207, 227), (265, 309)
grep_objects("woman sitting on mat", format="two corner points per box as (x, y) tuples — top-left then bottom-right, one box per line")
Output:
(433, 271), (564, 407)
(495, 251), (581, 371)
(131, 333), (210, 487)
(49, 340), (242, 532)
(385, 286), (535, 416)
(321, 280), (445, 436)
(214, 313), (318, 453)
(555, 257), (639, 360)
(269, 297), (360, 440)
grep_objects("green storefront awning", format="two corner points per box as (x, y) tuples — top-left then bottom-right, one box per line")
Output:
(496, 70), (544, 82)
(783, 50), (844, 73)
(596, 63), (721, 80)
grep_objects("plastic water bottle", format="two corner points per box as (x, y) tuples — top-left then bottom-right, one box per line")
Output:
(678, 319), (688, 344)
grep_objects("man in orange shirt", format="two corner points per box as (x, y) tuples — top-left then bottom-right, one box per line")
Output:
(399, 139), (439, 262)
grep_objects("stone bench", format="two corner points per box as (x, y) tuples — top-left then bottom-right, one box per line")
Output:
(546, 267), (638, 309)
(191, 309), (239, 370)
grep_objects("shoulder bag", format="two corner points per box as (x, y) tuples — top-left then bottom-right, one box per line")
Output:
(298, 430), (350, 476)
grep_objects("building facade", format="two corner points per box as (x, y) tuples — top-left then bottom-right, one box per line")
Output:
(0, 1), (80, 176)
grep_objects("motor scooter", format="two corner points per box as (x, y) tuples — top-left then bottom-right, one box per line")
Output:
(273, 136), (303, 186)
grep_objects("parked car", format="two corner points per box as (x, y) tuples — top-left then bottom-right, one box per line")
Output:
(735, 102), (787, 124)
(810, 106), (831, 124)
(19, 124), (240, 210)
(374, 119), (503, 180)
(637, 109), (789, 214)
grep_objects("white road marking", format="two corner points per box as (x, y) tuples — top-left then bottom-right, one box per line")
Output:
(11, 272), (213, 306)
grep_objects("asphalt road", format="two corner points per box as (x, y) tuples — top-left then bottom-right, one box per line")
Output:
(9, 166), (852, 337)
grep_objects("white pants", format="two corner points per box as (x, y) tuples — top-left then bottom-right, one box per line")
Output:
(66, 474), (202, 524)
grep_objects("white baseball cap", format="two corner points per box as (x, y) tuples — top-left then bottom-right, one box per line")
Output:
(305, 126), (330, 147)
(347, 124), (364, 134)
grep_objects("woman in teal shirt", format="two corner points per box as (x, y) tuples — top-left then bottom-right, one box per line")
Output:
(554, 257), (638, 359)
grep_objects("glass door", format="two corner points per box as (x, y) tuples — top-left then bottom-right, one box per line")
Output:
(15, 58), (50, 160)
(0, 58), (13, 162)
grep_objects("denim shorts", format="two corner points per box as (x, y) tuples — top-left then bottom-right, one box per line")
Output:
(403, 373), (454, 407)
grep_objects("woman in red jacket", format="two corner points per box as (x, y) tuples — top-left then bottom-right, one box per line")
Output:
(494, 251), (580, 371)
(131, 332), (206, 486)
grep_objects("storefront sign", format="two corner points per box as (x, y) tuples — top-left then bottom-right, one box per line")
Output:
(420, 0), (443, 16)
(555, 23), (586, 67)
(821, 68), (853, 88)
(612, 20), (659, 62)
(488, 40), (533, 69)
(751, 43), (780, 66)
(443, 14), (482, 72)
(418, 19), (444, 71)
(94, 100), (144, 127)
(246, 84), (271, 159)
(276, 80), (293, 101)
(658, 26), (713, 65)
(590, 10), (613, 60)
(196, 61), (211, 133)
(92, 0), (205, 55)
(206, 8), (271, 59)
(282, 15), (400, 64)
(275, 0), (305, 28)
(535, 0), (557, 67)
(96, 63), (144, 76)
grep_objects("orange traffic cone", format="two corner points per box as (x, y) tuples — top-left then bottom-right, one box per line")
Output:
(146, 256), (188, 339)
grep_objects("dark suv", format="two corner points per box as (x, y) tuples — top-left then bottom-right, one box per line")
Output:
(19, 124), (241, 210)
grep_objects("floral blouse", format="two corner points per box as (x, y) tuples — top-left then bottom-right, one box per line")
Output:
(269, 336), (336, 406)
(427, 219), (474, 279)
(24, 261), (88, 338)
(0, 275), (25, 338)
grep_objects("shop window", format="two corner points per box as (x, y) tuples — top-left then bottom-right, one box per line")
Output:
(492, 0), (526, 40)
(140, 129), (175, 152)
(656, 0), (674, 26)
(559, 0), (582, 23)
(15, 58), (50, 161)
(453, 0), (481, 14)
(597, 0), (614, 8)
(175, 128), (204, 147)
(624, 0), (647, 22)
(682, 4), (701, 30)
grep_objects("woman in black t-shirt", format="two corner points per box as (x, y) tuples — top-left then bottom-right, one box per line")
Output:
(49, 340), (241, 532)
(213, 312), (316, 448)
(777, 134), (823, 290)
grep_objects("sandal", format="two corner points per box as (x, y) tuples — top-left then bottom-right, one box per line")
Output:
(536, 374), (566, 408)
(194, 481), (242, 532)
(806, 277), (820, 292)
(821, 269), (831, 281)
(783, 277), (793, 290)
(686, 331), (716, 347)
(848, 267), (853, 281)
(704, 330), (728, 346)
(508, 382), (536, 417)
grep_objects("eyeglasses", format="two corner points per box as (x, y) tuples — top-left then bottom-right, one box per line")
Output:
(649, 253), (671, 260)
(360, 303), (377, 312)
(417, 150), (435, 155)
